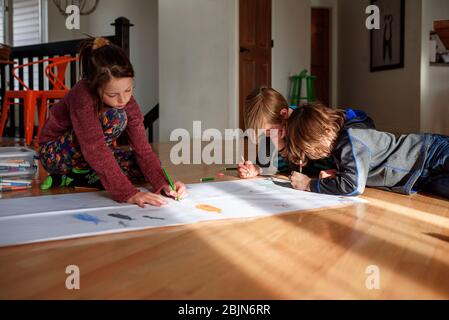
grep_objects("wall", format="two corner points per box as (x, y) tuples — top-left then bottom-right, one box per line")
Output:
(159, 0), (311, 141)
(47, 0), (313, 141)
(159, 0), (237, 141)
(420, 0), (449, 135)
(272, 0), (311, 100)
(311, 0), (338, 107)
(47, 0), (159, 139)
(338, 0), (422, 134)
(47, 1), (90, 41)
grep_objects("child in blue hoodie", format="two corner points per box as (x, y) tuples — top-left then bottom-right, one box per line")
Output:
(238, 87), (375, 178)
(285, 103), (449, 200)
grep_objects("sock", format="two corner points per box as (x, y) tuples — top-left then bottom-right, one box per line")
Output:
(66, 168), (104, 189)
(40, 174), (66, 190)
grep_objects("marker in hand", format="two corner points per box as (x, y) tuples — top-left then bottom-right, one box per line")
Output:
(162, 167), (179, 201)
(241, 155), (250, 175)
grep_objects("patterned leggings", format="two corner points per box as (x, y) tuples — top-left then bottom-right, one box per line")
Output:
(39, 108), (143, 180)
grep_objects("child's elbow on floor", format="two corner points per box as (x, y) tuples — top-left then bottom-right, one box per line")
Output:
(344, 185), (365, 197)
(337, 182), (365, 197)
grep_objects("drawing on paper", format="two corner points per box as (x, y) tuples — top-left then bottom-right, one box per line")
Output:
(195, 204), (222, 214)
(118, 221), (129, 227)
(273, 203), (291, 209)
(143, 215), (165, 220)
(108, 213), (134, 220)
(0, 178), (367, 247)
(72, 213), (105, 225)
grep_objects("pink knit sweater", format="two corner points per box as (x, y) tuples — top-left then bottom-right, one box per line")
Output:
(39, 79), (168, 202)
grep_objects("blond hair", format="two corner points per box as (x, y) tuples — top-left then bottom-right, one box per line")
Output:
(284, 103), (345, 165)
(244, 87), (289, 132)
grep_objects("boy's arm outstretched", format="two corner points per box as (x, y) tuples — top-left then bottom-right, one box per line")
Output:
(308, 131), (371, 196)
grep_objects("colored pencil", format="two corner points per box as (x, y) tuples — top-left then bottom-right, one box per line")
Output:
(162, 167), (179, 201)
(74, 186), (100, 191)
(0, 161), (33, 167)
(241, 155), (251, 175)
(0, 182), (32, 187)
(0, 178), (32, 184)
(200, 177), (215, 182)
(0, 185), (32, 192)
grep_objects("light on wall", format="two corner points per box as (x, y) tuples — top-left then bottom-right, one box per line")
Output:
(52, 0), (99, 16)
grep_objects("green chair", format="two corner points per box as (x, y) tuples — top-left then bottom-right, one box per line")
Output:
(289, 70), (316, 106)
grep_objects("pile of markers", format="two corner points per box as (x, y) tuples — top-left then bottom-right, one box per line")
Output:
(0, 159), (34, 192)
(0, 178), (32, 192)
(0, 159), (34, 171)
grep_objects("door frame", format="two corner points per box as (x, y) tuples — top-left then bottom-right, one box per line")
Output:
(235, 0), (272, 131)
(311, 4), (338, 108)
(230, 0), (240, 131)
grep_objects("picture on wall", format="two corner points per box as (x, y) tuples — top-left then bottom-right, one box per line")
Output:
(370, 0), (405, 72)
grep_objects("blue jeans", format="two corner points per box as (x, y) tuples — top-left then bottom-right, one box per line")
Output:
(416, 135), (449, 199)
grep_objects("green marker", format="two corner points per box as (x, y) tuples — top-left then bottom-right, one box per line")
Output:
(200, 177), (215, 182)
(225, 167), (238, 171)
(163, 167), (179, 201)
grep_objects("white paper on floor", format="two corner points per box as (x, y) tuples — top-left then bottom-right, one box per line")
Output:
(0, 178), (366, 246)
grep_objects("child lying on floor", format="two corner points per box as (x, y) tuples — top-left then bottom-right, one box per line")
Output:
(284, 103), (449, 200)
(238, 87), (347, 178)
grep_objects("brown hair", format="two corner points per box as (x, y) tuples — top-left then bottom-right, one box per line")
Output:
(284, 103), (345, 165)
(79, 37), (134, 110)
(244, 87), (289, 132)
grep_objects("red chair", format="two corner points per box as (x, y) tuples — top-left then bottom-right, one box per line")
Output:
(0, 56), (77, 146)
(37, 56), (78, 139)
(0, 58), (46, 145)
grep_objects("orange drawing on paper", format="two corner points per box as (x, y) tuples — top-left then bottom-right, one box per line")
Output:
(196, 204), (222, 214)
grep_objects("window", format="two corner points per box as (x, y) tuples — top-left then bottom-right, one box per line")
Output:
(0, 0), (6, 44)
(0, 0), (47, 46)
(13, 0), (41, 46)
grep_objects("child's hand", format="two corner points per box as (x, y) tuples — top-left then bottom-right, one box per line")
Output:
(237, 160), (261, 179)
(127, 191), (167, 208)
(319, 169), (337, 179)
(162, 181), (188, 200)
(289, 171), (311, 191)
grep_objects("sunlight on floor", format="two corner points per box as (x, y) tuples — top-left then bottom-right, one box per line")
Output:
(364, 196), (449, 230)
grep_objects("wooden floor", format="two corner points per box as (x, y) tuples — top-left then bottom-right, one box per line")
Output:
(1, 138), (449, 299)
